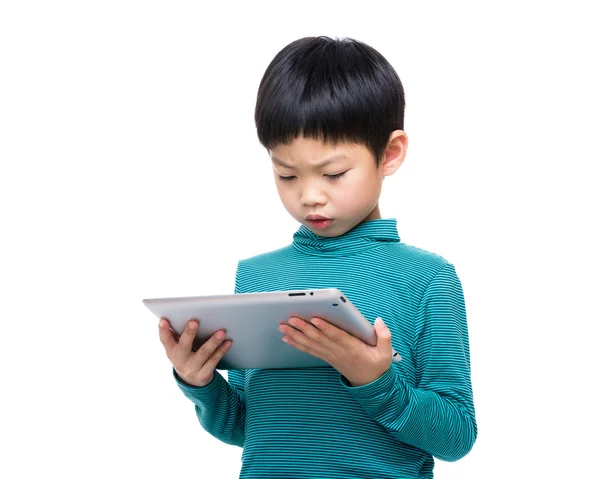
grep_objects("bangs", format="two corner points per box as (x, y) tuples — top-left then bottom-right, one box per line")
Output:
(255, 36), (405, 164)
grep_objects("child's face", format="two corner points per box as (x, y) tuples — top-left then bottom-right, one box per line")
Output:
(270, 134), (405, 237)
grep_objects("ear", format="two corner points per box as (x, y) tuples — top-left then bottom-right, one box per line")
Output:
(380, 130), (408, 177)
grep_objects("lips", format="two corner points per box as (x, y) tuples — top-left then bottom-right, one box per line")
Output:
(306, 217), (333, 230)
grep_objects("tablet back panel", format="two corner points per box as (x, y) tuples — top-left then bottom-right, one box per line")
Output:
(143, 288), (377, 369)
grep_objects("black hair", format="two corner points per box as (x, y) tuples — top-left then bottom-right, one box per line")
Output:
(254, 36), (405, 166)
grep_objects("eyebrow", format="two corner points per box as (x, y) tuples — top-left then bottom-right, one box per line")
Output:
(271, 154), (350, 169)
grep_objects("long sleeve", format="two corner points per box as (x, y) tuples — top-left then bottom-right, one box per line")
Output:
(173, 262), (247, 447)
(341, 262), (477, 461)
(174, 368), (246, 447)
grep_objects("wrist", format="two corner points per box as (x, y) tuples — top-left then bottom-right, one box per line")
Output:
(344, 365), (389, 387)
(175, 370), (214, 388)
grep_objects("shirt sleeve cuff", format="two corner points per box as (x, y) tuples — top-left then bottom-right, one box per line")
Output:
(172, 367), (223, 403)
(340, 366), (400, 400)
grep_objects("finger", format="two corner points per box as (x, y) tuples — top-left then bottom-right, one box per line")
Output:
(288, 317), (329, 343)
(170, 328), (180, 342)
(279, 323), (316, 349)
(374, 317), (392, 351)
(158, 318), (177, 351)
(279, 323), (335, 362)
(190, 329), (227, 370)
(282, 335), (322, 360)
(199, 340), (233, 373)
(169, 320), (197, 367)
(309, 317), (353, 344)
(176, 319), (199, 354)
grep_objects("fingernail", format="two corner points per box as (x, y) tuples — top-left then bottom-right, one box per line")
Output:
(189, 321), (197, 330)
(216, 331), (225, 339)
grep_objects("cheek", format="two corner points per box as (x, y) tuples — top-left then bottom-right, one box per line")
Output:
(275, 183), (296, 206)
(273, 176), (287, 195)
(339, 175), (380, 204)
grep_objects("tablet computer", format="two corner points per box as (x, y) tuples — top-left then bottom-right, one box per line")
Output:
(143, 288), (401, 369)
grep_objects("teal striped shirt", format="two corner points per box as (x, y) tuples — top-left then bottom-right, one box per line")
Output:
(175, 218), (477, 478)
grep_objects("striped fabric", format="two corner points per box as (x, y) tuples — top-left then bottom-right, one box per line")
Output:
(175, 218), (477, 478)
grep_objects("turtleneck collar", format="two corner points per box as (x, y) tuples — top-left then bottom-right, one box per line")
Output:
(292, 218), (400, 257)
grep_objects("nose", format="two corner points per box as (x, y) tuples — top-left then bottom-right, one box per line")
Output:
(300, 183), (327, 206)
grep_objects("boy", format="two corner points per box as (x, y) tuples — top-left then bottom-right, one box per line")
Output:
(158, 36), (477, 478)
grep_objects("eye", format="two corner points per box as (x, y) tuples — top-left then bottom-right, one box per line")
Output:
(277, 175), (296, 181)
(325, 171), (347, 180)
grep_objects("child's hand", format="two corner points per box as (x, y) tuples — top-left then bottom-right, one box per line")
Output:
(278, 316), (393, 387)
(158, 318), (232, 387)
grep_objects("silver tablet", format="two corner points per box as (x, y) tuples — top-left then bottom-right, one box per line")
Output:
(143, 288), (401, 369)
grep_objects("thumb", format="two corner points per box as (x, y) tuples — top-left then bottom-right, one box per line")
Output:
(374, 317), (392, 350)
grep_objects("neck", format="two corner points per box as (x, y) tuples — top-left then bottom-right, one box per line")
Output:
(358, 204), (381, 225)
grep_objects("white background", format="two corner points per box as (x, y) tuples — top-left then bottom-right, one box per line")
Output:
(1, 1), (598, 478)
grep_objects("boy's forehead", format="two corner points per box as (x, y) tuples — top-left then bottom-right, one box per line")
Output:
(272, 153), (350, 169)
(270, 137), (359, 168)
